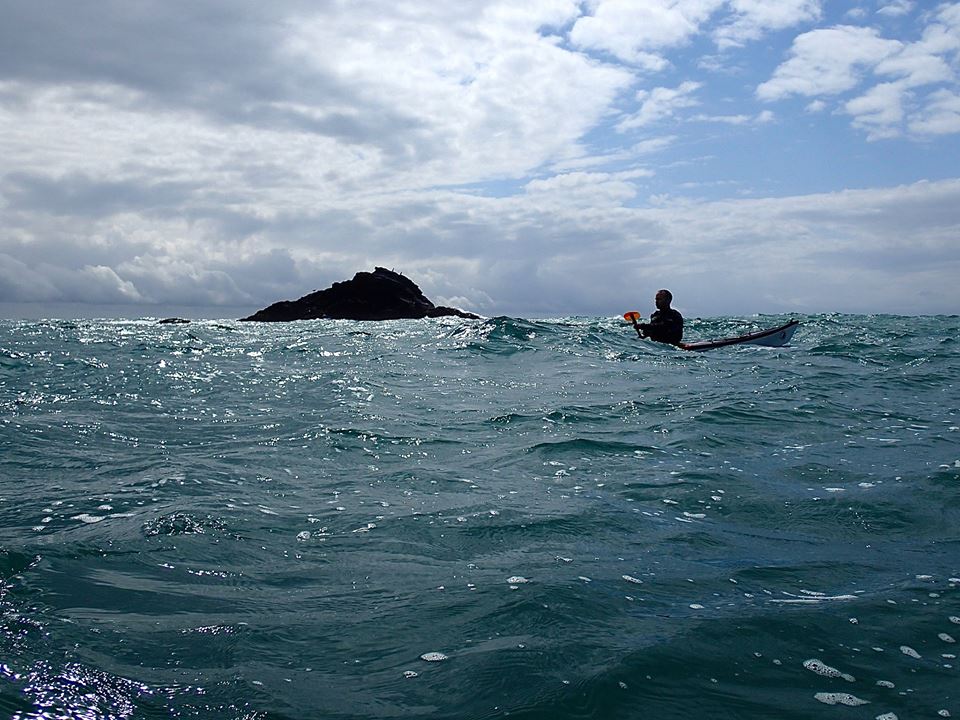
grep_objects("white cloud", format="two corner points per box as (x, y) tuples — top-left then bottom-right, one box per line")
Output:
(570, 0), (822, 61)
(845, 81), (908, 139)
(757, 25), (901, 100)
(620, 81), (702, 130)
(75, 265), (144, 303)
(877, 0), (914, 19)
(281, 3), (633, 184)
(631, 136), (680, 154)
(548, 135), (677, 172)
(758, 8), (960, 138)
(523, 169), (653, 208)
(570, 0), (725, 66)
(874, 24), (957, 86)
(690, 109), (774, 124)
(909, 89), (960, 135)
(714, 0), (822, 48)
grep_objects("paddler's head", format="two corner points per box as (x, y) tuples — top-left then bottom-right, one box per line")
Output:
(655, 289), (673, 310)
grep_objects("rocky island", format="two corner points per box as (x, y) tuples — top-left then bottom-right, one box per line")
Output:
(241, 267), (480, 322)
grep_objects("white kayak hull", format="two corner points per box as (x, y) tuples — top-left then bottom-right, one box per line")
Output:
(679, 319), (800, 352)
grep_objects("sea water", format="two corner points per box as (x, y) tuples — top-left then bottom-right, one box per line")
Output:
(0, 314), (957, 719)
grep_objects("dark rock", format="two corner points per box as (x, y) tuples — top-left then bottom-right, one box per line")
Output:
(159, 317), (191, 324)
(241, 267), (480, 322)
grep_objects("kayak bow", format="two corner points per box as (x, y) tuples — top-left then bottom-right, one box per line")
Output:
(678, 319), (800, 352)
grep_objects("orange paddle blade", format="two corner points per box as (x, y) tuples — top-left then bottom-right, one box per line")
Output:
(623, 311), (641, 323)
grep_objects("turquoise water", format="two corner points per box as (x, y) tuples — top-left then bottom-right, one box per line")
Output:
(1, 314), (957, 719)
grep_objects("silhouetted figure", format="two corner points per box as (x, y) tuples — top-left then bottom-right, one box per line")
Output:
(633, 289), (683, 345)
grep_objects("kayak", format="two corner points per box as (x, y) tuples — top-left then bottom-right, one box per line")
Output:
(678, 319), (800, 352)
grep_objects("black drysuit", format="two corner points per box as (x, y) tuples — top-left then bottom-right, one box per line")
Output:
(638, 308), (684, 345)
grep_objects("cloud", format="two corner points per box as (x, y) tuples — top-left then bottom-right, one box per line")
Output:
(757, 25), (901, 100)
(909, 89), (960, 135)
(690, 110), (774, 124)
(714, 0), (822, 49)
(3, 173), (958, 315)
(0, 3), (633, 192)
(570, 0), (723, 68)
(0, 254), (60, 302)
(877, 0), (914, 19)
(1, 1), (958, 318)
(844, 81), (907, 139)
(523, 169), (654, 208)
(619, 81), (702, 130)
(758, 7), (960, 139)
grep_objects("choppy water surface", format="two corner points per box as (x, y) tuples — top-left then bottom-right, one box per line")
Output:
(1, 314), (957, 719)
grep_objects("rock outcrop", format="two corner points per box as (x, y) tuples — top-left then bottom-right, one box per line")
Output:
(241, 267), (479, 322)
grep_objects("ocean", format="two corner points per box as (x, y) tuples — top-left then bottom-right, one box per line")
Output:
(1, 313), (957, 719)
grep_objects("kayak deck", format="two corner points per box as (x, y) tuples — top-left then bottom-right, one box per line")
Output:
(679, 319), (800, 352)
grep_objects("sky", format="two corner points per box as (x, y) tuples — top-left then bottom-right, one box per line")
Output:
(1, 0), (959, 318)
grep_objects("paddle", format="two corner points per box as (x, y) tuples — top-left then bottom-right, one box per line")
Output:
(623, 311), (644, 338)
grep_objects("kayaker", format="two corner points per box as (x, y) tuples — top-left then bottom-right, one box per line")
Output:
(632, 289), (683, 345)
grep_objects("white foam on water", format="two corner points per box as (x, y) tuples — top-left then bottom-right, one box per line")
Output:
(937, 710), (950, 717)
(899, 646), (921, 659)
(876, 680), (895, 688)
(949, 616), (960, 625)
(803, 659), (855, 682)
(682, 512), (706, 519)
(506, 576), (529, 584)
(404, 671), (419, 678)
(420, 652), (447, 662)
(938, 633), (955, 643)
(814, 693), (869, 706)
(622, 575), (642, 584)
(770, 594), (857, 604)
(875, 713), (898, 720)
(296, 531), (310, 541)
(71, 514), (104, 524)
(689, 603), (705, 610)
